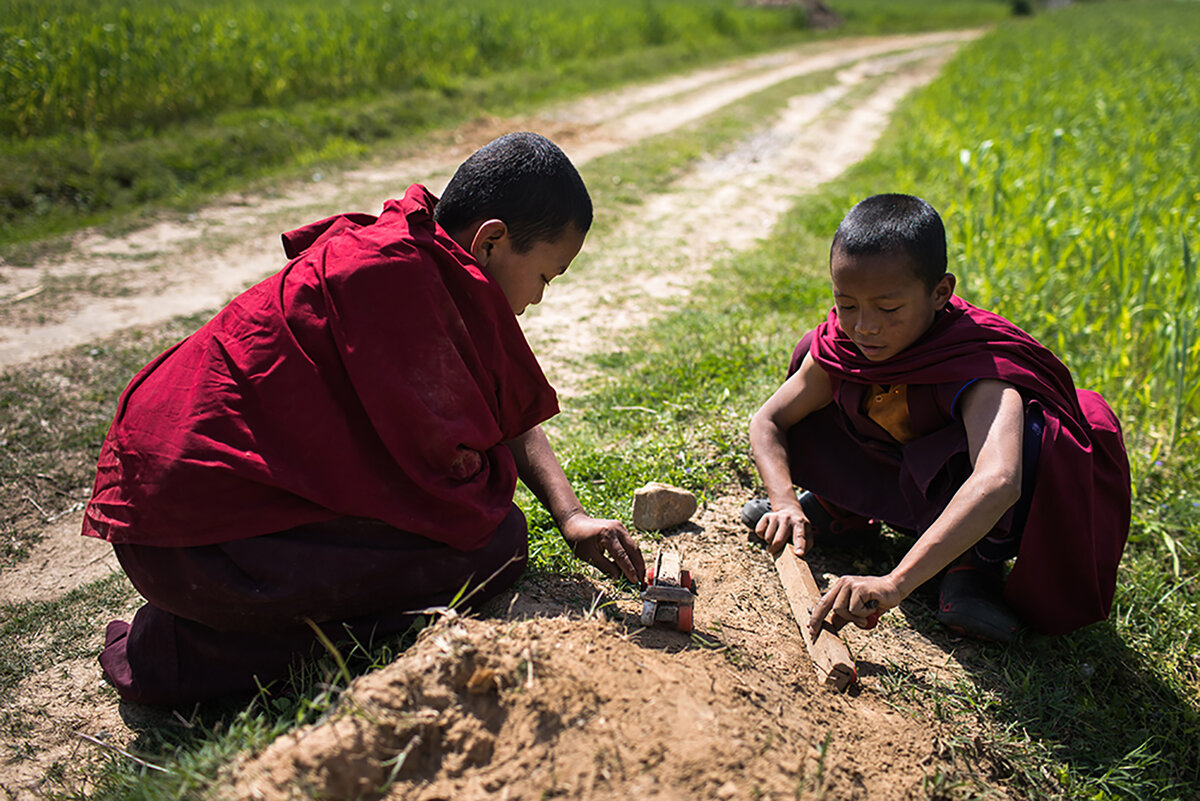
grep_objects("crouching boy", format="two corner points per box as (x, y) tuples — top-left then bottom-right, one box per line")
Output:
(83, 132), (644, 705)
(745, 194), (1129, 643)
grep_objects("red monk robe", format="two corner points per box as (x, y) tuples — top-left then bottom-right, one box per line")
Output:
(82, 184), (559, 551)
(788, 296), (1130, 635)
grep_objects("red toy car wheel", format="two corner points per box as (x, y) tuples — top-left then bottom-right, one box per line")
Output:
(677, 605), (693, 632)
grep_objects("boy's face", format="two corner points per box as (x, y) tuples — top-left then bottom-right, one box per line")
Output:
(829, 248), (953, 362)
(480, 225), (586, 315)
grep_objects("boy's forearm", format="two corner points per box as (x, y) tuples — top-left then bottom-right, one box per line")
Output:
(505, 427), (645, 584)
(748, 413), (801, 510)
(749, 353), (833, 511)
(504, 426), (585, 530)
(887, 379), (1026, 596)
(889, 469), (1021, 597)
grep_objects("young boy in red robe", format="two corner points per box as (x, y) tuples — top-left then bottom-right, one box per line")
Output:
(83, 132), (646, 705)
(745, 194), (1130, 643)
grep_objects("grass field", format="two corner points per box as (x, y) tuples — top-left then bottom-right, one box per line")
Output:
(2, 0), (1198, 798)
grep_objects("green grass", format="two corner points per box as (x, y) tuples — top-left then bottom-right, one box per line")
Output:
(3, 0), (808, 139)
(0, 0), (810, 246)
(3, 1), (1197, 798)
(536, 3), (1200, 796)
(0, 573), (133, 700)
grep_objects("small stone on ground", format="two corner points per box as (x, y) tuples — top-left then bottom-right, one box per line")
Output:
(631, 482), (698, 530)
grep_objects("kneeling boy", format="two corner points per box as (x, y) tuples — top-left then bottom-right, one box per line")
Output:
(746, 194), (1129, 642)
(83, 132), (644, 705)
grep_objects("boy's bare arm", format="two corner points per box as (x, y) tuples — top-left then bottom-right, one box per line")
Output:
(748, 351), (834, 554)
(808, 379), (1024, 634)
(504, 426), (646, 583)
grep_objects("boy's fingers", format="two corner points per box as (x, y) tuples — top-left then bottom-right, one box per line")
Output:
(581, 537), (618, 578)
(768, 520), (790, 554)
(621, 534), (647, 580)
(809, 579), (883, 637)
(608, 538), (640, 583)
(599, 524), (643, 583)
(808, 584), (839, 637)
(593, 553), (620, 579)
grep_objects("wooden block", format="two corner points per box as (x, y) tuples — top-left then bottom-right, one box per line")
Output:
(772, 548), (857, 691)
(656, 550), (682, 585)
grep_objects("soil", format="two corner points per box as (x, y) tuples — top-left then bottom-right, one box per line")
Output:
(0, 31), (1001, 801)
(222, 497), (1006, 801)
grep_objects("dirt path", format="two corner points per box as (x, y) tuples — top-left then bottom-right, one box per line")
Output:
(0, 30), (995, 801)
(0, 30), (973, 371)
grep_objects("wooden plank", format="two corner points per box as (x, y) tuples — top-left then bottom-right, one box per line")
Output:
(772, 548), (858, 691)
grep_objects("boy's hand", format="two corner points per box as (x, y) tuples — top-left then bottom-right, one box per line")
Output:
(754, 507), (815, 556)
(562, 514), (646, 584)
(807, 574), (902, 638)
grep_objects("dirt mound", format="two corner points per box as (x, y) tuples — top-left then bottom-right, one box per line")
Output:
(223, 498), (1002, 801)
(228, 614), (925, 801)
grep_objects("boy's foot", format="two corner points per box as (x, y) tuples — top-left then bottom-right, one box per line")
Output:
(740, 492), (880, 547)
(740, 498), (772, 529)
(937, 565), (1022, 644)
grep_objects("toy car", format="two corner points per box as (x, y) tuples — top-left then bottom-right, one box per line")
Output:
(640, 550), (698, 632)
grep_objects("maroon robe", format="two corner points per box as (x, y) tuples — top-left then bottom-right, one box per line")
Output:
(82, 184), (558, 551)
(794, 296), (1130, 635)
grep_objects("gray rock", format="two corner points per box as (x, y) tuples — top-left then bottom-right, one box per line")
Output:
(631, 482), (697, 531)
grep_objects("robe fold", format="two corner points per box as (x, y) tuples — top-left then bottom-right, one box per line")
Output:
(82, 184), (558, 551)
(806, 296), (1130, 634)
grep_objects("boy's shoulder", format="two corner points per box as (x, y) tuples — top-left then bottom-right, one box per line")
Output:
(938, 296), (1042, 350)
(281, 184), (436, 260)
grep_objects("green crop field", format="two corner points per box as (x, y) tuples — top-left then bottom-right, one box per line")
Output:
(894, 5), (1200, 456)
(0, 0), (815, 245)
(0, 0), (1010, 247)
(3, 0), (811, 139)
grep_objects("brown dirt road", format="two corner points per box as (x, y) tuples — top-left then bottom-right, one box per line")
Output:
(1, 29), (1015, 801)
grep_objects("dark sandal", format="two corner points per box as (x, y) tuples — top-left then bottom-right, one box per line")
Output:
(740, 492), (881, 548)
(937, 565), (1022, 643)
(740, 498), (772, 529)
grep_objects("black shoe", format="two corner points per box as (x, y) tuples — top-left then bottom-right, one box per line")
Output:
(741, 498), (772, 529)
(937, 566), (1022, 644)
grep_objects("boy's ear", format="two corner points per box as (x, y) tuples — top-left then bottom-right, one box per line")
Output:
(468, 219), (508, 266)
(933, 272), (956, 309)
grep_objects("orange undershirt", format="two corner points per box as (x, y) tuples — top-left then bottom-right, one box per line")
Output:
(861, 384), (917, 444)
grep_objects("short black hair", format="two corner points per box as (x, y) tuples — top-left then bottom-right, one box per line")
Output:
(830, 194), (947, 290)
(434, 131), (593, 253)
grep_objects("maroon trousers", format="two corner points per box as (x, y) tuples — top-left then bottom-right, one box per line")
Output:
(100, 506), (528, 706)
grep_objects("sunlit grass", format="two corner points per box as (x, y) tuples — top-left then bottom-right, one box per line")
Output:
(2, 2), (1195, 798)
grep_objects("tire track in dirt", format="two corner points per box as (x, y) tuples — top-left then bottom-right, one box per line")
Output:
(0, 31), (977, 370)
(524, 41), (966, 394)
